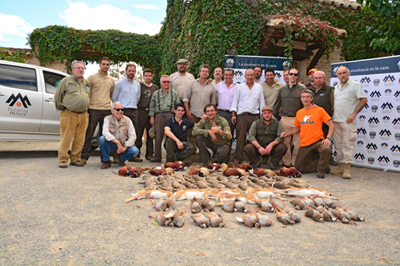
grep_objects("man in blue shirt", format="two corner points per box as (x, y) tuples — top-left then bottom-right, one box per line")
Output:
(112, 64), (141, 129)
(164, 103), (196, 163)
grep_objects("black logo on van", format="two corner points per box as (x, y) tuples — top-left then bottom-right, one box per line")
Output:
(6, 93), (31, 108)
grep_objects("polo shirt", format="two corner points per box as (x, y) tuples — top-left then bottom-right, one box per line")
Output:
(164, 117), (195, 142)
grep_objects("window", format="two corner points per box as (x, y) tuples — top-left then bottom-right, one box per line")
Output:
(43, 71), (66, 94)
(0, 64), (37, 91)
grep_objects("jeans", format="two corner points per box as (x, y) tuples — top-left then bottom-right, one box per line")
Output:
(98, 136), (139, 163)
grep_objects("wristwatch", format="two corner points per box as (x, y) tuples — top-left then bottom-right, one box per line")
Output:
(327, 137), (333, 142)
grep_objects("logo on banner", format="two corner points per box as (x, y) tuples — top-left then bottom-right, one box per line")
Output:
(382, 116), (390, 123)
(390, 145), (400, 156)
(381, 142), (389, 149)
(394, 91), (400, 101)
(366, 143), (378, 154)
(397, 105), (400, 113)
(360, 77), (371, 87)
(381, 102), (393, 113)
(373, 79), (380, 86)
(357, 127), (367, 138)
(367, 157), (375, 165)
(377, 155), (390, 166)
(333, 81), (338, 87)
(234, 70), (243, 77)
(384, 88), (392, 95)
(361, 103), (369, 113)
(356, 140), (364, 147)
(393, 160), (400, 168)
(397, 60), (400, 70)
(282, 61), (291, 68)
(275, 73), (282, 79)
(379, 129), (391, 140)
(370, 91), (381, 101)
(371, 105), (378, 113)
(383, 75), (395, 86)
(368, 117), (379, 127)
(359, 115), (366, 122)
(332, 66), (339, 75)
(225, 58), (234, 66)
(391, 117), (400, 129)
(396, 133), (400, 141)
(354, 153), (365, 163)
(369, 131), (376, 139)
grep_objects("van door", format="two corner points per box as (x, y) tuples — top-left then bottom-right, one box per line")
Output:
(39, 70), (67, 133)
(0, 63), (42, 132)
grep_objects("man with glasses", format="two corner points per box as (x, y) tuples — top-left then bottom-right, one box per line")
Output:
(148, 75), (181, 162)
(81, 57), (115, 164)
(170, 58), (195, 101)
(273, 68), (306, 167)
(98, 102), (139, 169)
(112, 64), (141, 131)
(55, 60), (90, 168)
(281, 89), (334, 178)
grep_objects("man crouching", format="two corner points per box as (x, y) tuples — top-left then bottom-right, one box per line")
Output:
(99, 102), (140, 169)
(281, 89), (334, 178)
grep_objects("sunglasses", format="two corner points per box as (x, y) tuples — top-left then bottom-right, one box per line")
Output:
(114, 108), (124, 112)
(162, 81), (171, 83)
(289, 73), (299, 76)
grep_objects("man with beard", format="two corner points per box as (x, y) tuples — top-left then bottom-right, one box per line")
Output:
(306, 68), (317, 89)
(261, 67), (283, 108)
(133, 68), (159, 162)
(281, 89), (334, 178)
(244, 106), (287, 169)
(192, 104), (232, 165)
(331, 66), (367, 179)
(254, 65), (263, 84)
(112, 64), (141, 130)
(81, 57), (115, 164)
(170, 58), (195, 101)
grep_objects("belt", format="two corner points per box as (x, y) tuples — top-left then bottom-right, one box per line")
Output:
(219, 109), (231, 113)
(125, 108), (137, 110)
(64, 108), (87, 114)
(239, 112), (258, 116)
(138, 107), (149, 111)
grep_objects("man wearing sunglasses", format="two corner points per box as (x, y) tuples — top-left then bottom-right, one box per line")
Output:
(98, 102), (139, 169)
(148, 75), (181, 162)
(273, 68), (306, 167)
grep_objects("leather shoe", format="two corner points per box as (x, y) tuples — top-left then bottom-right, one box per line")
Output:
(101, 160), (111, 169)
(129, 157), (143, 162)
(70, 160), (85, 167)
(59, 161), (68, 168)
(149, 156), (161, 162)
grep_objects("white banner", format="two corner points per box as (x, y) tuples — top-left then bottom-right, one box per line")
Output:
(331, 56), (400, 172)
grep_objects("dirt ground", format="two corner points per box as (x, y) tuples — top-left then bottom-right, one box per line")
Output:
(0, 141), (399, 265)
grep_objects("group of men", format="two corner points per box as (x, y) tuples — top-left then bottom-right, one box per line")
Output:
(55, 57), (367, 179)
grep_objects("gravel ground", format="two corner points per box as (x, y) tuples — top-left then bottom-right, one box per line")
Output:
(0, 142), (400, 265)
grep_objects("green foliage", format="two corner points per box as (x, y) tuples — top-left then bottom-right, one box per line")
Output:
(356, 0), (400, 54)
(0, 48), (27, 63)
(28, 26), (161, 75)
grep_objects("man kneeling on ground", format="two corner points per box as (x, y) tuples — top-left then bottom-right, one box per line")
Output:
(281, 89), (334, 178)
(244, 106), (287, 169)
(192, 103), (232, 166)
(164, 103), (196, 163)
(99, 102), (140, 169)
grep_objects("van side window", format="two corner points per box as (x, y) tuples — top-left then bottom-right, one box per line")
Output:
(0, 64), (37, 92)
(43, 71), (65, 94)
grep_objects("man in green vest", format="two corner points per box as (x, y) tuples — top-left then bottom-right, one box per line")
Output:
(244, 106), (287, 169)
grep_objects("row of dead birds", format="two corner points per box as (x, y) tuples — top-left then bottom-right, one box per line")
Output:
(120, 161), (364, 228)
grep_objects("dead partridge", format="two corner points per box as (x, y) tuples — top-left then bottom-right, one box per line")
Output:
(151, 209), (175, 226)
(235, 209), (260, 228)
(192, 213), (210, 228)
(256, 199), (274, 213)
(190, 198), (203, 214)
(290, 197), (306, 210)
(344, 208), (365, 222)
(172, 206), (188, 227)
(154, 198), (168, 211)
(256, 213), (273, 227)
(201, 199), (215, 212)
(305, 208), (324, 223)
(284, 207), (301, 223)
(222, 200), (235, 213)
(204, 210), (225, 227)
(273, 202), (295, 225)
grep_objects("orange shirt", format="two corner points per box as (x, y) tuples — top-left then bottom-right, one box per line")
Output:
(294, 107), (331, 147)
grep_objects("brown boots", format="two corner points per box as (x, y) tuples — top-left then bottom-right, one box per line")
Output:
(331, 163), (351, 179)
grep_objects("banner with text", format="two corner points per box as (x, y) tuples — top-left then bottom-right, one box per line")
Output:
(331, 56), (400, 172)
(224, 55), (290, 84)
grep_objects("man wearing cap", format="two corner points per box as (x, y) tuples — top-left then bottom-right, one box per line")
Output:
(306, 68), (317, 89)
(231, 69), (265, 163)
(331, 66), (367, 179)
(261, 67), (283, 108)
(170, 59), (195, 101)
(281, 89), (334, 178)
(273, 68), (306, 167)
(244, 106), (287, 169)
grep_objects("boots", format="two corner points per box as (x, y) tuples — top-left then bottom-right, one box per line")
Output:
(331, 163), (344, 176)
(343, 163), (352, 179)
